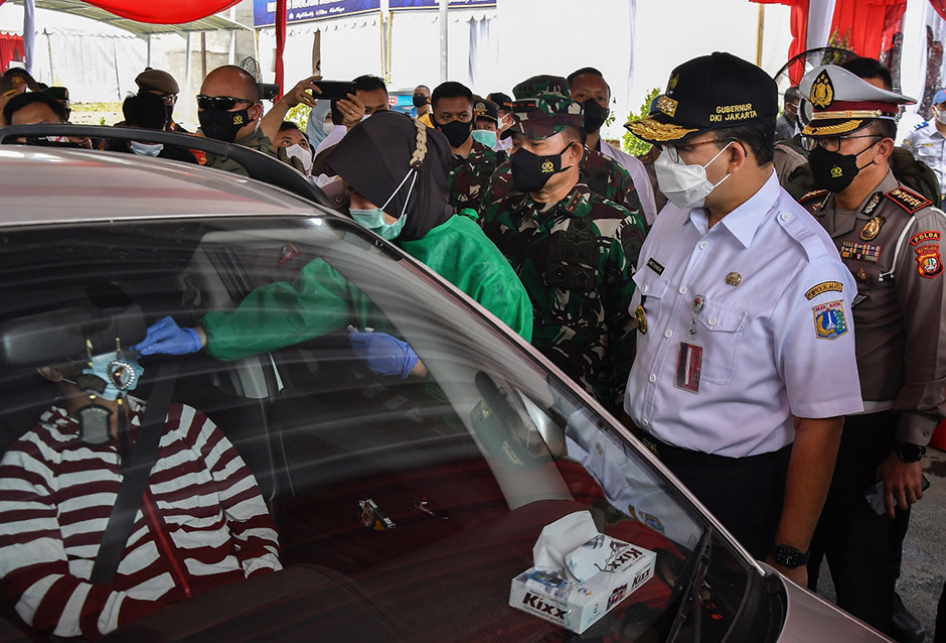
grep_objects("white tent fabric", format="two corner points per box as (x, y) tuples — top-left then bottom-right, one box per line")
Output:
(806, 0), (837, 51)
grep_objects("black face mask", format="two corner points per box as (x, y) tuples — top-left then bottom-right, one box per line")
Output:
(808, 140), (879, 193)
(511, 145), (573, 193)
(165, 104), (175, 125)
(437, 119), (473, 149)
(582, 98), (610, 134)
(199, 108), (252, 143)
(412, 94), (429, 108)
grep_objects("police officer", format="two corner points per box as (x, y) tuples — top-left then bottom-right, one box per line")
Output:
(479, 77), (647, 416)
(624, 52), (862, 585)
(902, 88), (946, 202)
(797, 63), (946, 639)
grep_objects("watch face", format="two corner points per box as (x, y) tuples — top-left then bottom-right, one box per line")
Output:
(897, 443), (926, 462)
(773, 545), (807, 569)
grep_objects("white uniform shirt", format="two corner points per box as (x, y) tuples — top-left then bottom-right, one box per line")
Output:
(624, 171), (863, 458)
(600, 140), (658, 225)
(902, 122), (946, 197)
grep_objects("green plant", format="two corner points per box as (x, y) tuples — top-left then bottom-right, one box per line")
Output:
(622, 87), (661, 157)
(286, 103), (310, 132)
(99, 117), (106, 126)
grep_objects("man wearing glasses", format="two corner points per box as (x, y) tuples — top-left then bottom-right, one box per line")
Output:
(197, 65), (303, 176)
(135, 69), (187, 133)
(797, 63), (946, 641)
(623, 52), (861, 587)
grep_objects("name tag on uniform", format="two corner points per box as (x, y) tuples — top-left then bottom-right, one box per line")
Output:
(675, 343), (703, 393)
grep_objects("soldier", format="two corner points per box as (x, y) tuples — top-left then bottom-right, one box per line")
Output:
(797, 63), (946, 640)
(135, 68), (188, 133)
(197, 66), (304, 175)
(902, 88), (946, 203)
(479, 77), (644, 220)
(430, 82), (503, 213)
(624, 52), (862, 585)
(479, 78), (647, 415)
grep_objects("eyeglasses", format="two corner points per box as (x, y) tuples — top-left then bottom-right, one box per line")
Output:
(801, 134), (882, 152)
(655, 137), (736, 163)
(196, 95), (254, 111)
(159, 93), (178, 106)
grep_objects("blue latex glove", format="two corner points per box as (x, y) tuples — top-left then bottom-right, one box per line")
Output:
(348, 330), (419, 378)
(134, 316), (203, 356)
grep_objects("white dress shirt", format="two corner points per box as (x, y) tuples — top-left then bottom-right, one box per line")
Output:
(600, 140), (658, 225)
(901, 121), (946, 196)
(624, 171), (863, 458)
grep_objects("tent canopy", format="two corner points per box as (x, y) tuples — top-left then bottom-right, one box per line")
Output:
(5, 0), (250, 34)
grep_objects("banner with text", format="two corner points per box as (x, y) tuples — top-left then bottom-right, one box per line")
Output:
(254, 0), (495, 27)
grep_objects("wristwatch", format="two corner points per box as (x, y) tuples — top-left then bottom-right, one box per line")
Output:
(771, 545), (809, 569)
(894, 441), (926, 463)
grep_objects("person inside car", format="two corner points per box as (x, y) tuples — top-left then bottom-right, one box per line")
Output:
(133, 112), (533, 375)
(120, 92), (198, 164)
(2, 91), (92, 148)
(0, 314), (281, 639)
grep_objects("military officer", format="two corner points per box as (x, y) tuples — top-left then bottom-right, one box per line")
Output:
(479, 77), (644, 220)
(624, 52), (862, 585)
(797, 63), (946, 638)
(479, 77), (647, 416)
(902, 89), (946, 202)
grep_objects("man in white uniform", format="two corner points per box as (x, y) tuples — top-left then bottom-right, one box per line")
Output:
(623, 52), (863, 586)
(901, 88), (946, 202)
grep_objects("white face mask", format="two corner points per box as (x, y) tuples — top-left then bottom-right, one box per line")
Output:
(129, 140), (164, 157)
(322, 121), (335, 135)
(934, 108), (946, 126)
(285, 143), (313, 176)
(654, 141), (734, 209)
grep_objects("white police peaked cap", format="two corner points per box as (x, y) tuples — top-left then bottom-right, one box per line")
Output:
(799, 64), (915, 137)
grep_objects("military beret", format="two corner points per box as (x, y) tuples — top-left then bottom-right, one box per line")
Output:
(626, 52), (778, 144)
(799, 64), (915, 137)
(504, 75), (583, 140)
(135, 69), (179, 95)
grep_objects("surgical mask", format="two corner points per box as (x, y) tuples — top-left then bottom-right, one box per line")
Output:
(129, 140), (164, 157)
(934, 108), (946, 125)
(471, 129), (497, 148)
(412, 94), (429, 108)
(323, 121), (335, 135)
(654, 141), (734, 209)
(808, 141), (879, 193)
(582, 98), (610, 134)
(349, 166), (418, 241)
(437, 119), (473, 148)
(511, 145), (573, 193)
(285, 143), (313, 176)
(199, 107), (251, 142)
(80, 352), (145, 402)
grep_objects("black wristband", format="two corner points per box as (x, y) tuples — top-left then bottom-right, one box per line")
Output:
(771, 545), (809, 569)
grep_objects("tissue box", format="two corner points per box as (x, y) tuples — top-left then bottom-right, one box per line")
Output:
(509, 534), (657, 633)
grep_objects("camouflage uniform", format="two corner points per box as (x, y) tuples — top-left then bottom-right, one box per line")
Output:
(480, 146), (643, 217)
(447, 140), (504, 213)
(205, 128), (306, 176)
(479, 77), (648, 414)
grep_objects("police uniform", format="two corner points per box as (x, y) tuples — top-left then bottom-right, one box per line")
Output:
(797, 64), (946, 637)
(623, 53), (863, 562)
(902, 118), (946, 201)
(479, 78), (648, 415)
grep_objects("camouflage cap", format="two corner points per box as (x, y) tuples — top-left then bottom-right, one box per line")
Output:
(504, 75), (583, 140)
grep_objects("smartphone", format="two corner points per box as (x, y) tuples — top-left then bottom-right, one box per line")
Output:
(312, 80), (355, 101)
(863, 475), (931, 515)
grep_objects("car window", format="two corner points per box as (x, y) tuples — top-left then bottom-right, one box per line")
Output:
(0, 215), (771, 643)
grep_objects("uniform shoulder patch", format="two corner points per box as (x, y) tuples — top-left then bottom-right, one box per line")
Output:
(805, 281), (843, 300)
(812, 300), (848, 340)
(885, 187), (932, 214)
(914, 121), (929, 131)
(799, 189), (829, 203)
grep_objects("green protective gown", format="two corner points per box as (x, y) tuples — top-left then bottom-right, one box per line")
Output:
(202, 215), (533, 361)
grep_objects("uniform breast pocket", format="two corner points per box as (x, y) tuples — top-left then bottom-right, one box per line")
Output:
(916, 143), (939, 161)
(695, 301), (747, 385)
(632, 267), (669, 322)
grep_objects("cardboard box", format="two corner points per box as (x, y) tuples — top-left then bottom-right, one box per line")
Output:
(508, 534), (657, 634)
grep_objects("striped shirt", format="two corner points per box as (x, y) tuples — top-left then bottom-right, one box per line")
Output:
(0, 398), (281, 639)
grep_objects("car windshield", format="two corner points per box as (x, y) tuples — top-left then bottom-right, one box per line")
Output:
(0, 214), (768, 643)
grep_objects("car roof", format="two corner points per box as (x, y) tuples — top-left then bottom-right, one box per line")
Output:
(0, 146), (327, 227)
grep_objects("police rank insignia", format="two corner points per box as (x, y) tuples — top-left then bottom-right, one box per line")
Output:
(810, 70), (835, 109)
(634, 305), (647, 334)
(862, 192), (882, 217)
(859, 217), (884, 241)
(915, 245), (943, 278)
(812, 300), (848, 340)
(725, 272), (742, 286)
(840, 241), (881, 263)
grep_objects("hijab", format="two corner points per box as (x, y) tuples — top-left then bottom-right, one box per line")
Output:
(305, 100), (333, 148)
(325, 110), (452, 242)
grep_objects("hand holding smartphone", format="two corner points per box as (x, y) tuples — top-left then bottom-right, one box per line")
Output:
(863, 475), (930, 515)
